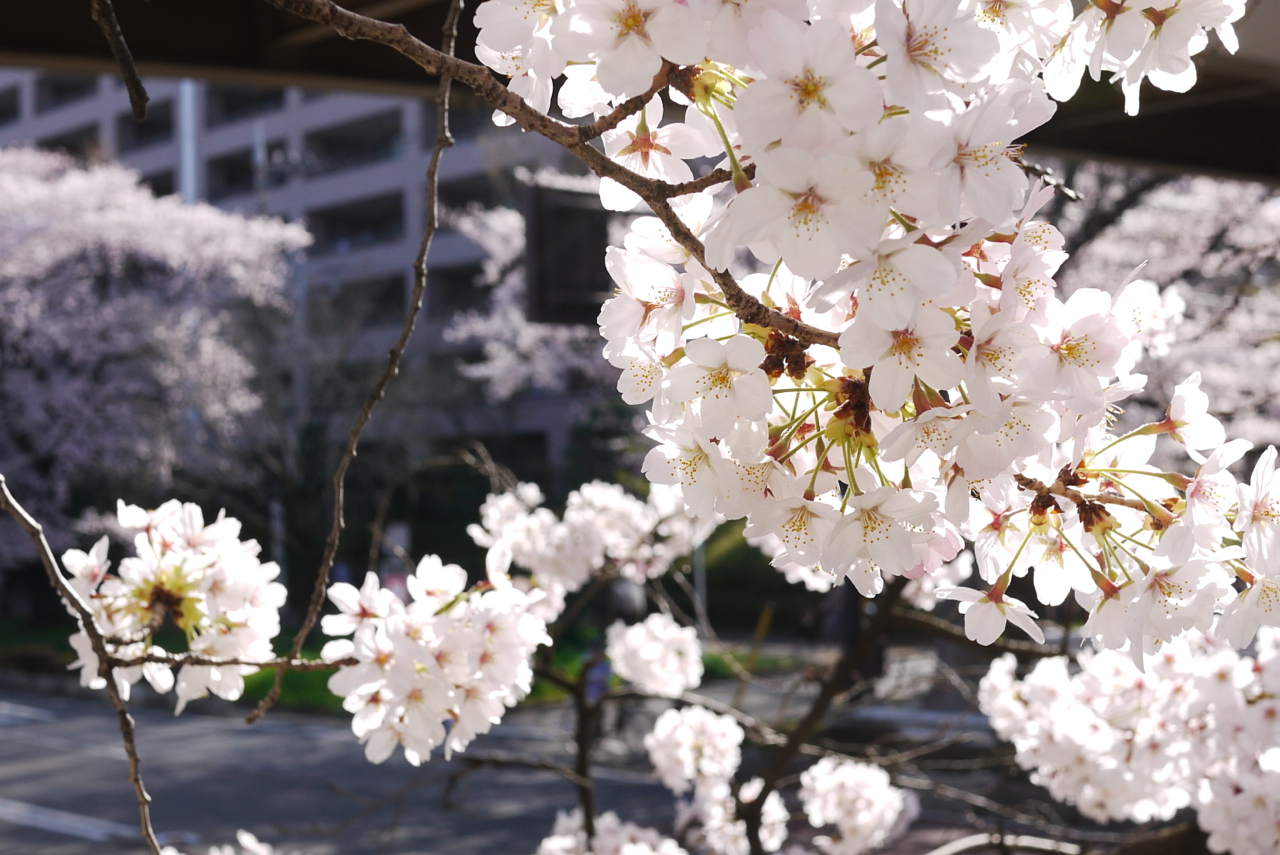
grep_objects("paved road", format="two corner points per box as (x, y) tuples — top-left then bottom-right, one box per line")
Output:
(0, 660), (985, 855)
(0, 686), (680, 855)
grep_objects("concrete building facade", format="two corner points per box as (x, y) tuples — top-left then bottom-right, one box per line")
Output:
(0, 67), (590, 481)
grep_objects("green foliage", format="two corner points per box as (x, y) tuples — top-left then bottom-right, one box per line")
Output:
(241, 666), (346, 715)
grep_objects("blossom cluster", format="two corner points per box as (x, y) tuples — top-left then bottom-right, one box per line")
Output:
(644, 706), (788, 855)
(320, 557), (551, 763)
(606, 611), (705, 697)
(63, 500), (286, 713)
(469, 480), (716, 620)
(980, 630), (1280, 855)
(536, 809), (688, 855)
(798, 757), (919, 855)
(469, 0), (1272, 656)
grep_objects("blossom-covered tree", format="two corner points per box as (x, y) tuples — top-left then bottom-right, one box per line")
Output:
(5, 0), (1277, 854)
(0, 148), (309, 566)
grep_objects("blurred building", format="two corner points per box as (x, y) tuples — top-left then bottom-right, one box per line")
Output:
(0, 68), (587, 481)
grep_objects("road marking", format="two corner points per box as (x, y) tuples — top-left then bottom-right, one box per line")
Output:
(0, 702), (57, 726)
(0, 796), (137, 841)
(0, 796), (198, 846)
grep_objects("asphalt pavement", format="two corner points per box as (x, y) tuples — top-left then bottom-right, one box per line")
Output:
(0, 649), (986, 855)
(0, 685), (679, 855)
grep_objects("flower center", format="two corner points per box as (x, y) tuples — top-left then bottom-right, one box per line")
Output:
(789, 188), (825, 227)
(787, 69), (828, 110)
(615, 0), (649, 36)
(890, 329), (921, 362)
(978, 0), (1009, 26)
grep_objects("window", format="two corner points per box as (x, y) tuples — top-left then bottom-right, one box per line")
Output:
(428, 263), (487, 314)
(34, 73), (97, 113)
(207, 149), (254, 200)
(0, 87), (19, 127)
(38, 124), (100, 161)
(206, 140), (288, 201)
(524, 185), (613, 324)
(427, 97), (490, 142)
(307, 193), (404, 256)
(310, 361), (384, 412)
(141, 171), (176, 197)
(205, 85), (284, 127)
(304, 109), (402, 176)
(437, 174), (502, 210)
(307, 273), (406, 336)
(116, 100), (174, 152)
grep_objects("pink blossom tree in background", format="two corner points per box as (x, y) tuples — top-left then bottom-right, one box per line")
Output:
(4, 0), (1279, 854)
(0, 147), (308, 571)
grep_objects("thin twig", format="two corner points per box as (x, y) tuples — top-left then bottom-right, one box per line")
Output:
(738, 579), (908, 855)
(257, 0), (842, 349)
(460, 751), (593, 788)
(894, 772), (1128, 844)
(1012, 472), (1172, 526)
(90, 0), (149, 121)
(890, 607), (1060, 657)
(247, 0), (465, 725)
(108, 653), (358, 671)
(366, 454), (461, 576)
(575, 63), (674, 142)
(0, 476), (161, 854)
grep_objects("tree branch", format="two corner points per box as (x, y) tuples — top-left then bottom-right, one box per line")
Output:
(257, 0), (843, 349)
(0, 476), (161, 855)
(247, 0), (465, 725)
(108, 652), (359, 671)
(889, 607), (1060, 657)
(90, 0), (149, 121)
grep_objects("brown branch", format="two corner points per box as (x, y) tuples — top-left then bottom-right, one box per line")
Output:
(109, 653), (358, 671)
(738, 578), (907, 855)
(258, 0), (842, 349)
(458, 751), (593, 789)
(889, 607), (1059, 657)
(0, 476), (161, 855)
(572, 657), (600, 842)
(894, 772), (1129, 844)
(1013, 472), (1171, 525)
(605, 687), (790, 747)
(90, 0), (149, 121)
(576, 62), (674, 142)
(664, 163), (754, 198)
(247, 0), (465, 725)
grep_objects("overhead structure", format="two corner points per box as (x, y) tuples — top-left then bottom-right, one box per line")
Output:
(0, 0), (475, 96)
(0, 0), (1278, 179)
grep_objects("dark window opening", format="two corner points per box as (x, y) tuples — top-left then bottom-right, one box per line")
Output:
(308, 273), (406, 336)
(310, 360), (383, 413)
(38, 124), (100, 161)
(35, 73), (97, 113)
(437, 174), (501, 210)
(307, 193), (404, 256)
(428, 96), (490, 142)
(524, 185), (612, 324)
(141, 171), (176, 197)
(428, 263), (487, 314)
(205, 85), (285, 127)
(0, 87), (19, 127)
(304, 109), (403, 176)
(207, 140), (288, 201)
(117, 100), (174, 152)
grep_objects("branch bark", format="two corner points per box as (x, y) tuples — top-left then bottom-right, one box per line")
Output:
(0, 476), (162, 855)
(256, 0), (842, 349)
(247, 0), (466, 725)
(90, 0), (149, 121)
